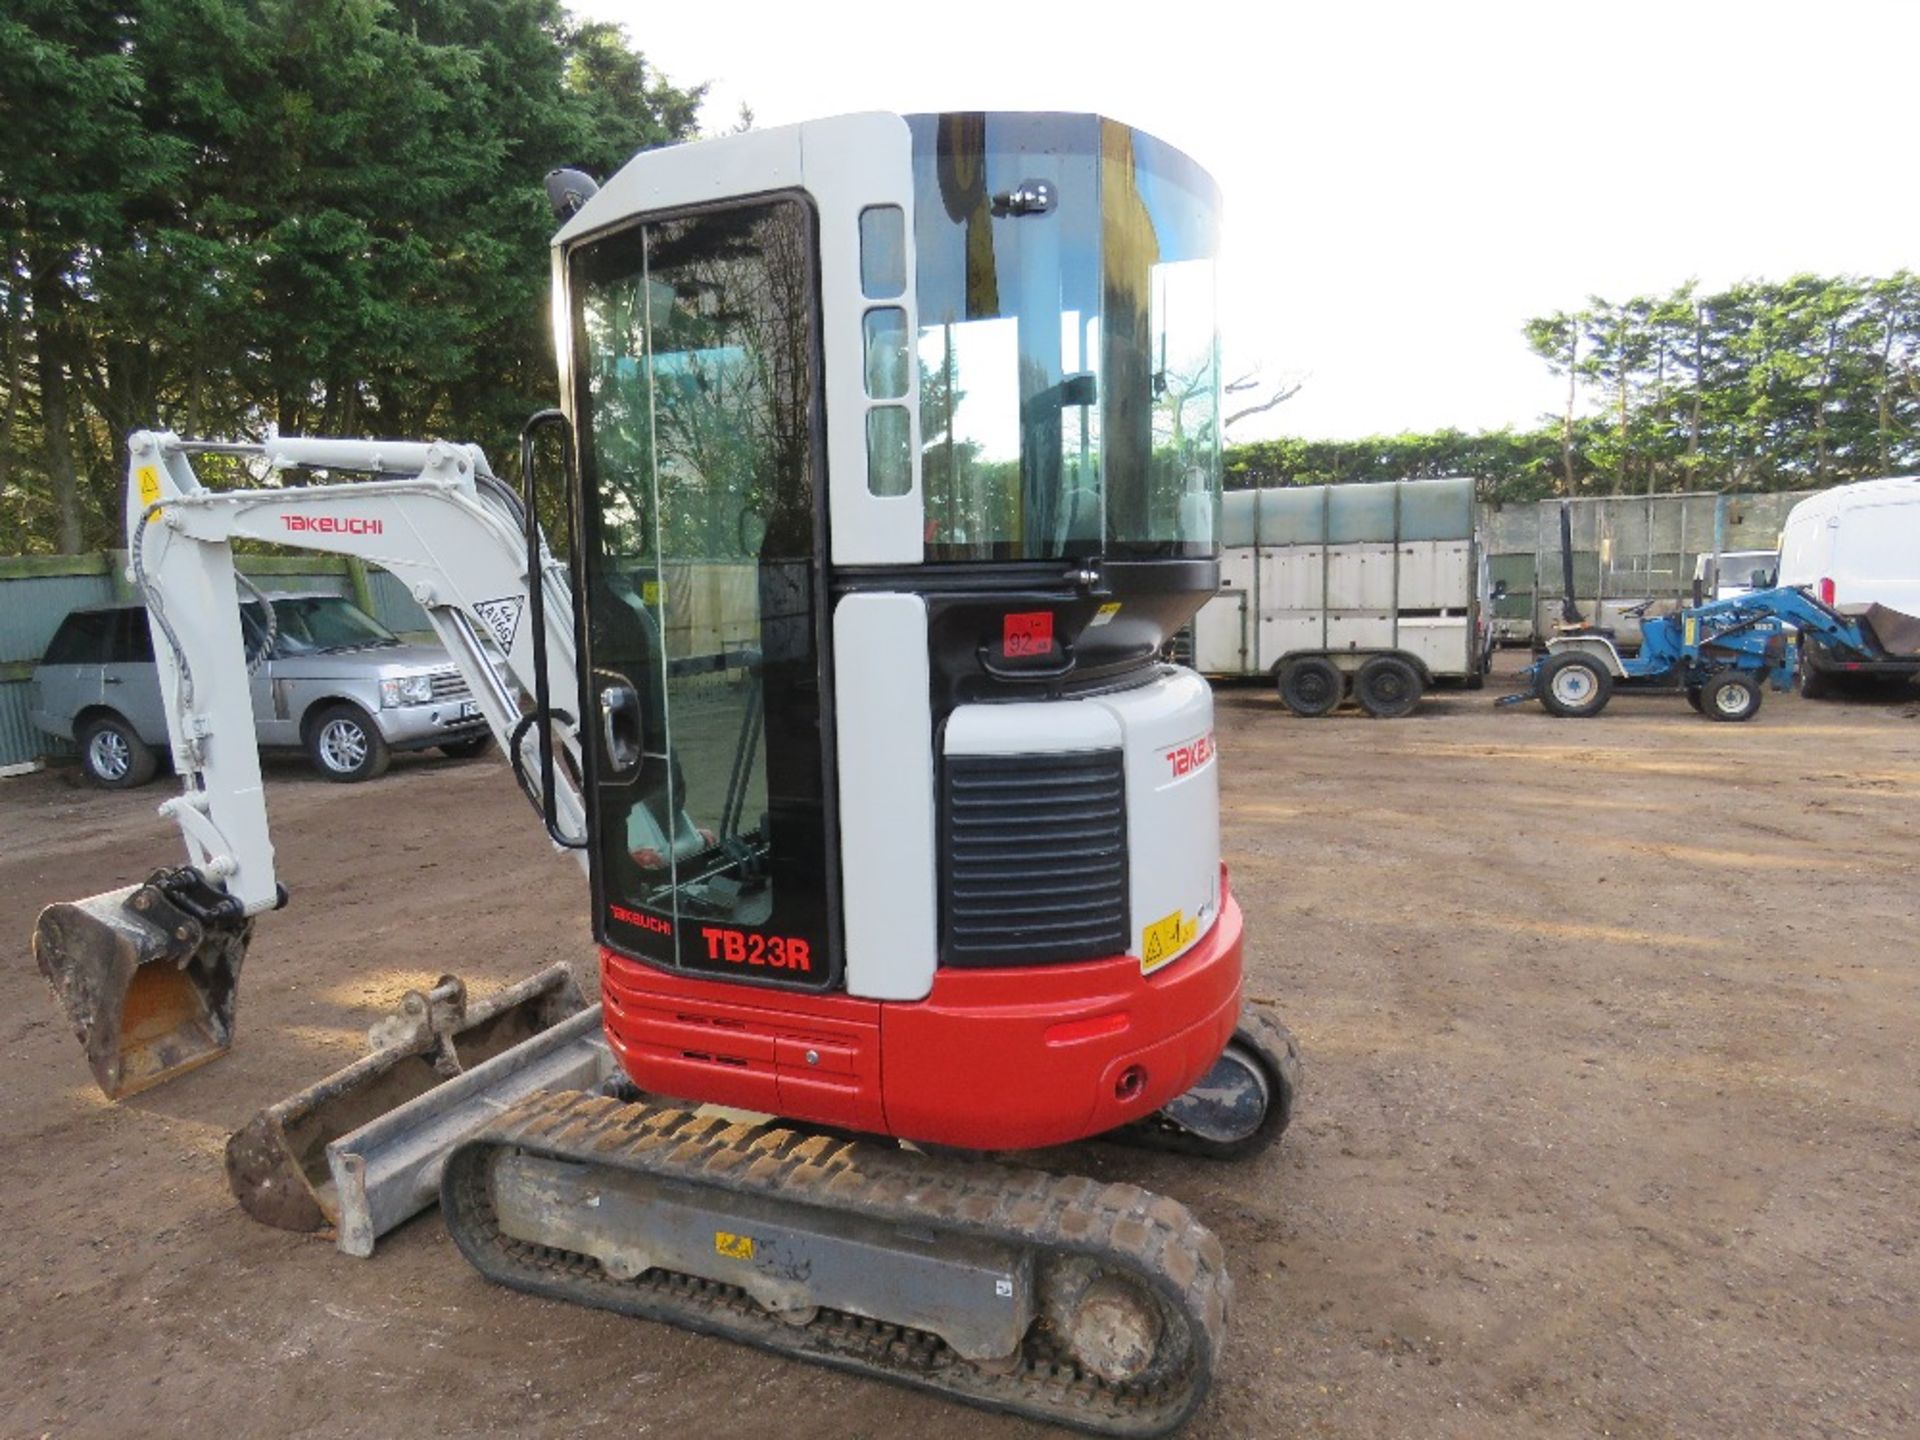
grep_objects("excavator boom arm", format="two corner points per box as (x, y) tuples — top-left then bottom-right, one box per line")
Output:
(126, 429), (589, 915)
(29, 429), (594, 1100)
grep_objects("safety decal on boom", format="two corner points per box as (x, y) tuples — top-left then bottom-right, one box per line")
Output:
(136, 465), (164, 522)
(474, 596), (524, 652)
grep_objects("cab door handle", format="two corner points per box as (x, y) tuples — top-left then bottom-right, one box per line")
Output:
(599, 682), (643, 776)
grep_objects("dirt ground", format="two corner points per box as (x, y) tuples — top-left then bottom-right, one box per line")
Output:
(3, 657), (1917, 1440)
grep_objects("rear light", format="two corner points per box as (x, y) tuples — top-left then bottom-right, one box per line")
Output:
(1818, 576), (1836, 606)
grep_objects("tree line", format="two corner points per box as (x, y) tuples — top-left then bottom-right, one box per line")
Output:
(1, 0), (703, 554)
(1227, 273), (1920, 502)
(8, 13), (1915, 552)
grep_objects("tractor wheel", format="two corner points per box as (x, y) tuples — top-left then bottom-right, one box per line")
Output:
(1701, 670), (1763, 722)
(1276, 657), (1343, 717)
(1536, 652), (1614, 718)
(1353, 655), (1423, 718)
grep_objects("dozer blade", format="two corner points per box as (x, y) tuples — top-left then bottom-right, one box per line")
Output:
(33, 876), (251, 1100)
(225, 964), (611, 1254)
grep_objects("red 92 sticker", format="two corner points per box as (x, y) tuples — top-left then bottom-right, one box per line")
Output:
(1003, 611), (1054, 658)
(1164, 730), (1215, 779)
(702, 927), (812, 973)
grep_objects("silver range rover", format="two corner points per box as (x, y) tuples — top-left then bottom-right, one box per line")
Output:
(29, 592), (494, 787)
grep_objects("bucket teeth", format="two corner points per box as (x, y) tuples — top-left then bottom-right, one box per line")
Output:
(33, 879), (250, 1100)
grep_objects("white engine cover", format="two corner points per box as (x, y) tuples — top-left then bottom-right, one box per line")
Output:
(944, 668), (1222, 974)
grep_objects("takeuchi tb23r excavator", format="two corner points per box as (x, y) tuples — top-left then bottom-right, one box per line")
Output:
(33, 112), (1299, 1436)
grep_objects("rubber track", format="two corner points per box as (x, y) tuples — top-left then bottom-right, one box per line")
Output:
(1106, 1001), (1302, 1161)
(441, 1090), (1231, 1438)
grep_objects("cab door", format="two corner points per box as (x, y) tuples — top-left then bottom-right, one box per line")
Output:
(571, 198), (837, 990)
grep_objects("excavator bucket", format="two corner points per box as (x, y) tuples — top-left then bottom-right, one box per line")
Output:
(225, 964), (611, 1254)
(33, 876), (252, 1100)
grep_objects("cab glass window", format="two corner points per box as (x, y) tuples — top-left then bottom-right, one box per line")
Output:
(908, 113), (1221, 562)
(573, 198), (833, 986)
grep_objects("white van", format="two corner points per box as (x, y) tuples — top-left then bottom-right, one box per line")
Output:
(1777, 477), (1920, 694)
(1777, 476), (1920, 613)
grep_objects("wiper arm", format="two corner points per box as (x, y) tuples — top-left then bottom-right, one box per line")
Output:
(316, 638), (400, 654)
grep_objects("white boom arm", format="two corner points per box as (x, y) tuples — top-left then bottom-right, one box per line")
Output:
(126, 429), (589, 915)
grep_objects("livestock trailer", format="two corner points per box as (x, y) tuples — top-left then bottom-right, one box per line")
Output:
(1189, 477), (1494, 716)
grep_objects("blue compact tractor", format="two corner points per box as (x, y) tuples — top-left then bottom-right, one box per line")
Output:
(1503, 585), (1892, 721)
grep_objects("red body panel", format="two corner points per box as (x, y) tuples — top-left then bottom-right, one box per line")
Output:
(600, 870), (1246, 1150)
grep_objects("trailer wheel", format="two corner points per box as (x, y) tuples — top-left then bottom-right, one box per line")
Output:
(1536, 652), (1613, 718)
(1276, 657), (1343, 717)
(1353, 655), (1423, 718)
(1701, 670), (1763, 722)
(1685, 685), (1704, 712)
(1797, 664), (1833, 700)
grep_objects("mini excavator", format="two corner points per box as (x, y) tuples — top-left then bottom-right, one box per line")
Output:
(33, 113), (1299, 1436)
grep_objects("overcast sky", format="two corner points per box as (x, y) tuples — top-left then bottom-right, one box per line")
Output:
(570, 0), (1920, 442)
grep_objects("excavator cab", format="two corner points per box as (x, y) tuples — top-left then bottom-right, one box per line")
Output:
(558, 113), (1260, 1146)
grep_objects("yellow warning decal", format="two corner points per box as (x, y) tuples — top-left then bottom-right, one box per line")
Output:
(714, 1231), (755, 1261)
(1089, 601), (1122, 627)
(642, 580), (664, 606)
(136, 465), (163, 521)
(1141, 910), (1198, 974)
(1683, 615), (1698, 647)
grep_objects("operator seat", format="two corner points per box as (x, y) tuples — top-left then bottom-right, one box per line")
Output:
(594, 573), (713, 878)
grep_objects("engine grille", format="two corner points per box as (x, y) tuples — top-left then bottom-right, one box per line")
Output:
(941, 750), (1130, 967)
(428, 670), (471, 702)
